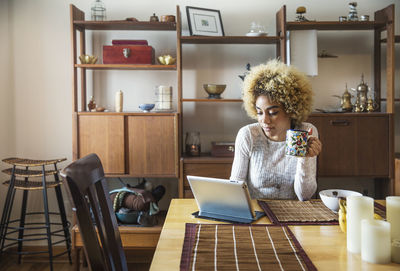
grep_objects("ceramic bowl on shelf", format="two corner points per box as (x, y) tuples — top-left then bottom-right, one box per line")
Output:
(319, 189), (362, 212)
(139, 103), (155, 112)
(79, 54), (98, 64)
(203, 84), (226, 99)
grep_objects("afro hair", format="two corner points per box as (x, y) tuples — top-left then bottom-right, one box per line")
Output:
(242, 59), (313, 126)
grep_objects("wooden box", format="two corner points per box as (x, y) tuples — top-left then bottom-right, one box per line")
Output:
(211, 142), (235, 157)
(103, 45), (154, 64)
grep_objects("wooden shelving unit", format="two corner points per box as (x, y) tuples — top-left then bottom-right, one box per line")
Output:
(70, 4), (180, 178)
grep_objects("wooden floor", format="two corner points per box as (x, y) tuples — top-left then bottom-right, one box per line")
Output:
(0, 247), (152, 271)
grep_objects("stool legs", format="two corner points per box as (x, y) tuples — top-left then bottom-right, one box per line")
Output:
(41, 165), (54, 271)
(0, 166), (17, 254)
(17, 178), (29, 263)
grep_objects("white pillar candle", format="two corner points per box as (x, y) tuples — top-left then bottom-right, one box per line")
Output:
(386, 196), (400, 263)
(361, 219), (391, 264)
(347, 196), (374, 254)
(115, 90), (123, 112)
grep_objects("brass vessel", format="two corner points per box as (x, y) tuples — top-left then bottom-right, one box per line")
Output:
(366, 98), (378, 112)
(333, 84), (353, 112)
(355, 74), (368, 111)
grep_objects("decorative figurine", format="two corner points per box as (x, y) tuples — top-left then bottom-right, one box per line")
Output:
(88, 96), (96, 111)
(150, 13), (159, 22)
(348, 2), (358, 21)
(295, 6), (309, 22)
(238, 63), (251, 81)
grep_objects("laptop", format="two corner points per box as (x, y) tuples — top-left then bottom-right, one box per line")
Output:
(187, 175), (262, 223)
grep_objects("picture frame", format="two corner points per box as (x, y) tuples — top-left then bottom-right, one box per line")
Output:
(186, 6), (224, 36)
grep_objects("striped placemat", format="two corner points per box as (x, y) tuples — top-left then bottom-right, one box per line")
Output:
(258, 200), (386, 225)
(180, 223), (317, 271)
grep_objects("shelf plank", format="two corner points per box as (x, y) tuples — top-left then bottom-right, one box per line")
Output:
(75, 64), (176, 70)
(73, 20), (176, 31)
(286, 21), (384, 31)
(182, 98), (242, 102)
(181, 36), (280, 44)
(77, 111), (178, 116)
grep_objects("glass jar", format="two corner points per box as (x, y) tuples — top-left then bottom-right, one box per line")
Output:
(185, 132), (201, 156)
(91, 0), (106, 21)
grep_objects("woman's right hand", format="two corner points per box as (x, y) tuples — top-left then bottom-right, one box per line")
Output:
(306, 128), (322, 157)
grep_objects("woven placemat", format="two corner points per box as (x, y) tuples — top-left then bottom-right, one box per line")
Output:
(180, 223), (316, 271)
(258, 200), (386, 225)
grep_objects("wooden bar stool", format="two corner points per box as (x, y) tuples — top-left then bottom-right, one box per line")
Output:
(0, 157), (72, 270)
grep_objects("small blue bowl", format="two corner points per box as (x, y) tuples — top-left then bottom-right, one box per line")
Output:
(139, 103), (155, 112)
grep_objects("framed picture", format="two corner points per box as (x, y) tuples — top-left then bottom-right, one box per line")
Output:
(186, 6), (224, 36)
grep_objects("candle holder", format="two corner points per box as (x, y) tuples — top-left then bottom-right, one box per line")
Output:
(185, 132), (201, 156)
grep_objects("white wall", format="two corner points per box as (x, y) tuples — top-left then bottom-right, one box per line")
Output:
(1, 0), (399, 241)
(0, 0), (15, 222)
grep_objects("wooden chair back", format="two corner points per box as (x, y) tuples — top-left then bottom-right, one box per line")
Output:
(61, 153), (128, 271)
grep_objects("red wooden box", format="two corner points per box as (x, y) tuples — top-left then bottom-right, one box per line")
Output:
(111, 40), (148, 45)
(103, 45), (154, 64)
(211, 142), (235, 157)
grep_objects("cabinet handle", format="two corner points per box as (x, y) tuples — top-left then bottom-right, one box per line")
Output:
(330, 119), (350, 126)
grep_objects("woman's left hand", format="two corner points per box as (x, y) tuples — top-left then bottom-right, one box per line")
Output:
(306, 128), (322, 157)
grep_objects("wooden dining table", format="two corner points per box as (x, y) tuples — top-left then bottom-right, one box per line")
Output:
(150, 199), (399, 270)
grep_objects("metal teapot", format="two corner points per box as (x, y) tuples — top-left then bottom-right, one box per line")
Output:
(333, 84), (353, 112)
(351, 74), (368, 112)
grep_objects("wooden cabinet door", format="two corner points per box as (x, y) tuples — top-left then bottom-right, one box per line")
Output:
(78, 115), (125, 174)
(308, 115), (357, 176)
(127, 115), (178, 177)
(308, 114), (389, 177)
(356, 116), (389, 176)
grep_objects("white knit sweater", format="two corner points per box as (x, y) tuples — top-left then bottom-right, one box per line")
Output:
(230, 122), (318, 201)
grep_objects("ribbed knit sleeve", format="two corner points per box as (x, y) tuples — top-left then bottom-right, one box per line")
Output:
(230, 126), (252, 182)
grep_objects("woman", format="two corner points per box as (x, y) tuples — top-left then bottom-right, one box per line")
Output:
(230, 60), (322, 200)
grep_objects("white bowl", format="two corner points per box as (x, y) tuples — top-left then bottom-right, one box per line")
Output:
(319, 189), (362, 212)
